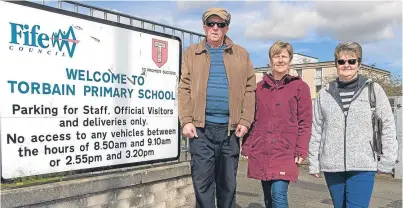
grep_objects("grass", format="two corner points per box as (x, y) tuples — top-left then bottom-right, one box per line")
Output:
(1, 175), (65, 189)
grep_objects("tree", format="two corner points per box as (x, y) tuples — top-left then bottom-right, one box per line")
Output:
(363, 70), (402, 96)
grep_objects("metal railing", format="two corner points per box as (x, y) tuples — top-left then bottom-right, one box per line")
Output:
(36, 0), (204, 163)
(387, 96), (402, 179)
(41, 0), (206, 56)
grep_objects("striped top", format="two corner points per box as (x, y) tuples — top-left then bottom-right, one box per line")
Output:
(205, 43), (229, 123)
(337, 77), (359, 116)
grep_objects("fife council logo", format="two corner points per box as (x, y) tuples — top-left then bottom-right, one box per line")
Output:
(143, 38), (176, 76)
(8, 22), (79, 58)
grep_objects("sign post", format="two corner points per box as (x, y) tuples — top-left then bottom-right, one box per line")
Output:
(0, 1), (181, 180)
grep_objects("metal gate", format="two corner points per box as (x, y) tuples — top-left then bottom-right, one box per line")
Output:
(389, 96), (402, 179)
(39, 0), (206, 55)
(35, 0), (205, 162)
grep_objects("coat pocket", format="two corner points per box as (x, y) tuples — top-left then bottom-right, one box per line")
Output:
(242, 132), (261, 156)
(281, 133), (297, 152)
(288, 96), (298, 123)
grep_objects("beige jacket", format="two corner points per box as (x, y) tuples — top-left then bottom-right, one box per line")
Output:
(178, 36), (256, 131)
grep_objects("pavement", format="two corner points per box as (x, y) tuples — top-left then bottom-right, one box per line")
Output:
(235, 159), (402, 208)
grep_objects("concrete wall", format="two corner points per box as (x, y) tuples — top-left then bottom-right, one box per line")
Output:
(1, 162), (195, 208)
(302, 68), (316, 98)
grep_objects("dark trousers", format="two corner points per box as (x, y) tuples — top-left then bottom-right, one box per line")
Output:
(189, 122), (240, 208)
(324, 171), (376, 208)
(261, 180), (290, 208)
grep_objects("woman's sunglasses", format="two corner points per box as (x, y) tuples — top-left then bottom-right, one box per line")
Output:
(205, 21), (227, 28)
(337, 59), (359, 65)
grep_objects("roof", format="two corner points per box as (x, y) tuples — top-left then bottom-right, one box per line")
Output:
(293, 53), (318, 60)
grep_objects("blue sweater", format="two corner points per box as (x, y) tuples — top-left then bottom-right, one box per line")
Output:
(205, 44), (229, 123)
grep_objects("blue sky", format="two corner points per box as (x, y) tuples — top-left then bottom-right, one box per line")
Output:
(41, 1), (402, 76)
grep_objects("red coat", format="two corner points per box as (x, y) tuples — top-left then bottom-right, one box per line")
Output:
(241, 73), (313, 182)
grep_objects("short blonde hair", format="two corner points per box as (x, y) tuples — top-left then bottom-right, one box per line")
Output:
(269, 41), (293, 62)
(334, 42), (362, 63)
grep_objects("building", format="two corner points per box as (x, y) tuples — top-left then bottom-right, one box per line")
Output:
(255, 54), (391, 98)
(291, 53), (318, 64)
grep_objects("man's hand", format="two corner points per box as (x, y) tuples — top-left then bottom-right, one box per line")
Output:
(182, 123), (198, 138)
(295, 157), (304, 165)
(235, 124), (248, 138)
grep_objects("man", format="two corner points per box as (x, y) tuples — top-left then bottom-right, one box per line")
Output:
(178, 7), (256, 208)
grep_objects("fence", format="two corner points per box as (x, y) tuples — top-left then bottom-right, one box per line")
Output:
(41, 0), (206, 56)
(389, 96), (402, 179)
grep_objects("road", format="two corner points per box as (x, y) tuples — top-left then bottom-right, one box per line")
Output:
(235, 159), (402, 208)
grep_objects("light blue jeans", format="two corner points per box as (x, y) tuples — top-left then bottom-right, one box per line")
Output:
(324, 171), (376, 208)
(261, 180), (290, 208)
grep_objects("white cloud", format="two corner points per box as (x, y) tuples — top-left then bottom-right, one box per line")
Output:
(361, 35), (402, 75)
(176, 1), (218, 11)
(243, 2), (321, 41)
(315, 1), (401, 43)
(244, 1), (402, 43)
(295, 48), (311, 54)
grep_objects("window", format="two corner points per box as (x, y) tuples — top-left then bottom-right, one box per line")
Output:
(315, 85), (322, 98)
(296, 69), (302, 77)
(316, 85), (322, 93)
(315, 68), (322, 78)
(315, 67), (322, 85)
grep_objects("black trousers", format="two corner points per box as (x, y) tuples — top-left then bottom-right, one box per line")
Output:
(189, 122), (240, 208)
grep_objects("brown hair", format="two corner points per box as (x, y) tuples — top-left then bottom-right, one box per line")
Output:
(334, 42), (362, 64)
(269, 41), (294, 62)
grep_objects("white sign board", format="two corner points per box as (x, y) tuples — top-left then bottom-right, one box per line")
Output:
(0, 1), (181, 179)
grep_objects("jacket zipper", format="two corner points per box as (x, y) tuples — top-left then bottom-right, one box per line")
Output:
(344, 115), (347, 170)
(341, 80), (370, 171)
(222, 49), (231, 136)
(202, 52), (210, 127)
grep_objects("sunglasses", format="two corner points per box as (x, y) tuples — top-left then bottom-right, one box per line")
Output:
(205, 21), (227, 28)
(337, 59), (359, 65)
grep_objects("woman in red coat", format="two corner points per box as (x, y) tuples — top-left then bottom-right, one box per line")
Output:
(241, 41), (313, 208)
